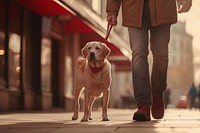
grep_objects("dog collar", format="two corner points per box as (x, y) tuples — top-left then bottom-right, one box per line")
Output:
(89, 65), (104, 73)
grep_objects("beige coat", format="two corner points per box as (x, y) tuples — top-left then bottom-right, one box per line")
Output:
(106, 0), (177, 27)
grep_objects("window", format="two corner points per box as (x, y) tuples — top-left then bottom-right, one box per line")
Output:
(8, 33), (21, 88)
(41, 38), (51, 91)
(8, 0), (21, 88)
(0, 32), (5, 87)
(0, 0), (5, 87)
(92, 0), (102, 15)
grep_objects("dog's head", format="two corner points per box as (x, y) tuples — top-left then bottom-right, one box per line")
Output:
(81, 41), (111, 62)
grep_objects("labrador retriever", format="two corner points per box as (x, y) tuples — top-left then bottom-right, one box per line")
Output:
(71, 41), (112, 122)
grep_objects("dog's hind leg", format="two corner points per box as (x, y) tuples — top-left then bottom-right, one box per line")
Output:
(72, 85), (84, 120)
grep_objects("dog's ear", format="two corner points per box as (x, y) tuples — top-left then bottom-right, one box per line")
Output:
(81, 43), (89, 58)
(102, 43), (111, 58)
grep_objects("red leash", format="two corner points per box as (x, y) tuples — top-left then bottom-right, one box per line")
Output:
(105, 22), (113, 41)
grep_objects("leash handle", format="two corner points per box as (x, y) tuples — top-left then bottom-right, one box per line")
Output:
(105, 22), (113, 41)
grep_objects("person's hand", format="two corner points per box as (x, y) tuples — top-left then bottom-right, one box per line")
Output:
(107, 15), (117, 26)
(177, 0), (192, 13)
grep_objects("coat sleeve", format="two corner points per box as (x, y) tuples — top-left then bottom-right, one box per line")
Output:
(106, 0), (121, 17)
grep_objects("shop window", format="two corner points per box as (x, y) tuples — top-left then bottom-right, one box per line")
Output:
(8, 0), (21, 88)
(41, 38), (51, 91)
(0, 0), (5, 87)
(65, 56), (73, 98)
(9, 33), (21, 88)
(0, 32), (5, 87)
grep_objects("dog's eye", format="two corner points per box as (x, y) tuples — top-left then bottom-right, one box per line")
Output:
(88, 47), (91, 50)
(96, 47), (100, 50)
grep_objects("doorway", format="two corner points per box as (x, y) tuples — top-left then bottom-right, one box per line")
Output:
(51, 39), (63, 108)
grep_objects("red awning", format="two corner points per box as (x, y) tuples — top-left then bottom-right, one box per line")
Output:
(64, 16), (94, 33)
(16, 0), (74, 15)
(63, 16), (125, 56)
(15, 0), (131, 70)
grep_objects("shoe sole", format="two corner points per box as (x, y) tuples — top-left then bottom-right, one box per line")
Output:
(133, 112), (151, 121)
(151, 108), (164, 119)
(152, 96), (164, 119)
(152, 114), (164, 119)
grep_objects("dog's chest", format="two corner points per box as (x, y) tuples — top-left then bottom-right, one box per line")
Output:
(84, 68), (106, 82)
(82, 60), (110, 79)
(88, 83), (105, 97)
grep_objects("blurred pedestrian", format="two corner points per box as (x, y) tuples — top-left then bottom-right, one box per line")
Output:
(198, 84), (200, 110)
(188, 83), (197, 110)
(164, 88), (171, 109)
(106, 0), (192, 121)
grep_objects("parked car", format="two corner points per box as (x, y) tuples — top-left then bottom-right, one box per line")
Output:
(176, 95), (188, 109)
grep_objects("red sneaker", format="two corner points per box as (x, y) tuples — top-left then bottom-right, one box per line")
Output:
(151, 95), (164, 119)
(133, 104), (151, 121)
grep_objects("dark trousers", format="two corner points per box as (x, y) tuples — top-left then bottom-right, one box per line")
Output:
(128, 0), (171, 104)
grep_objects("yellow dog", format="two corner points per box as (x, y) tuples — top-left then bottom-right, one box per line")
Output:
(72, 41), (112, 122)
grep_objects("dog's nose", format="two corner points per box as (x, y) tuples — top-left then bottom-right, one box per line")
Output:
(89, 52), (95, 61)
(90, 52), (95, 57)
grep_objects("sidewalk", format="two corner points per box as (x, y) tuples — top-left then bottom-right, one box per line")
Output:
(0, 108), (200, 133)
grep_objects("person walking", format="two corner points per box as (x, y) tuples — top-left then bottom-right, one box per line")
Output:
(188, 83), (197, 110)
(198, 84), (200, 110)
(106, 0), (192, 121)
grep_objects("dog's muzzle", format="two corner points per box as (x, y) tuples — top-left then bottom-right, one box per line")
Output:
(89, 52), (96, 61)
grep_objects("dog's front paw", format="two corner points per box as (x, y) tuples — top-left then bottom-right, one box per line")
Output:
(81, 117), (89, 122)
(102, 118), (110, 121)
(72, 117), (78, 120)
(72, 114), (78, 120)
(102, 114), (109, 121)
(89, 116), (93, 120)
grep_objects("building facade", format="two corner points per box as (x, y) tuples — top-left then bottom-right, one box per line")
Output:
(168, 22), (193, 105)
(0, 0), (132, 111)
